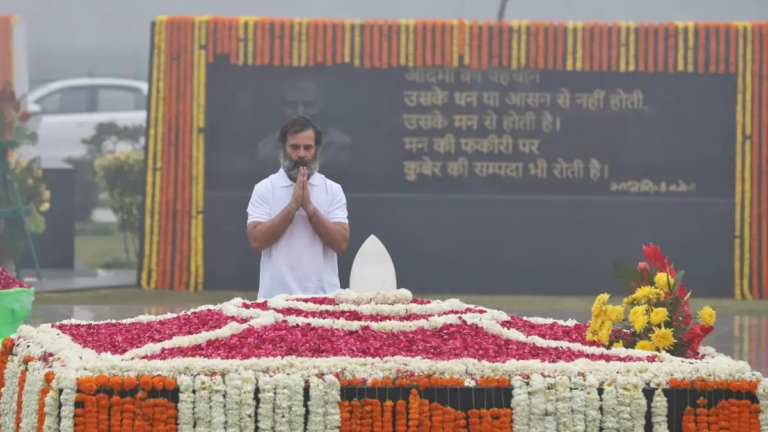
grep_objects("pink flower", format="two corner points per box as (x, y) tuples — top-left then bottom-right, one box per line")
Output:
(143, 321), (649, 364)
(637, 262), (650, 272)
(54, 310), (249, 354)
(242, 302), (482, 322)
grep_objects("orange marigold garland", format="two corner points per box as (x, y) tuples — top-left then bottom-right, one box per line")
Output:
(14, 370), (25, 430)
(395, 400), (407, 432)
(108, 395), (122, 432)
(667, 22), (676, 72)
(351, 399), (363, 430)
(467, 409), (480, 432)
(556, 22), (565, 70)
(434, 21), (443, 66)
(0, 337), (12, 416)
(418, 397), (431, 430)
(425, 20), (433, 67)
(408, 389), (420, 430)
(121, 397), (136, 431)
(73, 393), (86, 432)
(528, 22), (537, 70)
(470, 20), (479, 69)
(430, 402), (443, 432)
(382, 400), (394, 432)
(96, 393), (109, 431)
(442, 407), (455, 432)
(372, 398), (384, 431)
(373, 19), (382, 68)
(35, 371), (55, 432)
(415, 20), (424, 68)
(84, 394), (97, 432)
(340, 400), (351, 431)
(381, 20), (390, 68)
(490, 20), (499, 67)
(454, 409), (467, 432)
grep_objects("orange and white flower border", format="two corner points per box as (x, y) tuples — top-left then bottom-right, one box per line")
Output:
(1, 289), (766, 431)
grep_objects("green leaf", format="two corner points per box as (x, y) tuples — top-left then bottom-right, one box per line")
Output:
(612, 260), (639, 293)
(671, 270), (685, 292)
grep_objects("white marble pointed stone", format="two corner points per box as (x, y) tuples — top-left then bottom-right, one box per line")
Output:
(349, 235), (397, 293)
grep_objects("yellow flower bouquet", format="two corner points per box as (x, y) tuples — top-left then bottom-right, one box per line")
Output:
(587, 243), (716, 358)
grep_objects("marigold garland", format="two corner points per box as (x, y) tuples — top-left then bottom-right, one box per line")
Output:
(0, 338), (11, 416)
(15, 367), (25, 429)
(341, 394), (518, 432)
(395, 400), (407, 431)
(140, 16), (768, 301)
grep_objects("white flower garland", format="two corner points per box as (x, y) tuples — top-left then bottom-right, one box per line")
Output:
(757, 378), (768, 432)
(570, 376), (586, 432)
(257, 375), (275, 431)
(288, 374), (306, 431)
(650, 379), (668, 432)
(193, 374), (212, 431)
(240, 371), (257, 432)
(322, 375), (341, 432)
(600, 382), (619, 432)
(0, 354), (22, 431)
(41, 352), (758, 393)
(521, 316), (579, 326)
(263, 297), (478, 317)
(544, 377), (557, 431)
(273, 374), (291, 431)
(555, 376), (572, 431)
(19, 362), (45, 432)
(42, 376), (60, 432)
(528, 374), (547, 432)
(629, 377), (647, 432)
(224, 373), (242, 431)
(583, 376), (601, 432)
(57, 374), (76, 432)
(333, 288), (413, 305)
(616, 377), (633, 431)
(210, 375), (226, 431)
(307, 377), (327, 432)
(512, 376), (530, 432)
(177, 375), (195, 432)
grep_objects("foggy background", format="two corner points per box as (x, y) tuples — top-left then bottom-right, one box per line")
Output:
(9, 0), (768, 87)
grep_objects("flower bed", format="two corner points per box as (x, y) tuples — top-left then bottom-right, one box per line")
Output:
(0, 288), (766, 431)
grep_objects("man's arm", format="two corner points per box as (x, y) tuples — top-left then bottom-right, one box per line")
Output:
(247, 178), (303, 253)
(306, 208), (349, 254)
(247, 206), (297, 252)
(302, 177), (350, 254)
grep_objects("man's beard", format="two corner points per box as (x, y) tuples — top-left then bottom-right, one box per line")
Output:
(279, 147), (319, 182)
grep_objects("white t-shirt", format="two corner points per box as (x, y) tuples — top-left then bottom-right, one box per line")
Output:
(247, 168), (349, 299)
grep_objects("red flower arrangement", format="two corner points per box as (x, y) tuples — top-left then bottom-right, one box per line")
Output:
(588, 243), (717, 358)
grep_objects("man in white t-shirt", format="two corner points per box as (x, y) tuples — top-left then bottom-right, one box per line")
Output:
(246, 115), (350, 299)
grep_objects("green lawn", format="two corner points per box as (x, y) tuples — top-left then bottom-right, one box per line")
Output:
(34, 288), (768, 316)
(75, 221), (136, 269)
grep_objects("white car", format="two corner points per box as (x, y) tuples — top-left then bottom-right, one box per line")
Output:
(17, 78), (148, 161)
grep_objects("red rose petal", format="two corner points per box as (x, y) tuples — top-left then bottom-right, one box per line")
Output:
(53, 309), (249, 354)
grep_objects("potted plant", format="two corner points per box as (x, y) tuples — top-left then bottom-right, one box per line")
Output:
(0, 81), (48, 271)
